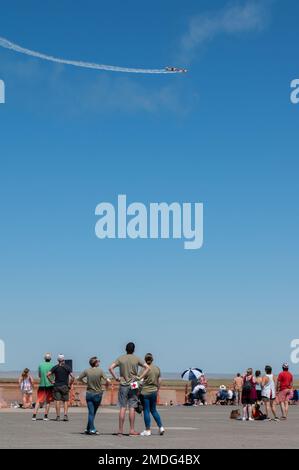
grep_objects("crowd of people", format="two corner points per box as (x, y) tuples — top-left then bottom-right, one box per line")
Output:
(18, 349), (296, 435)
(189, 363), (295, 421)
(19, 342), (164, 436)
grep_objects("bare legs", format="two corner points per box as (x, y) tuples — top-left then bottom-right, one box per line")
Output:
(242, 404), (252, 419)
(22, 393), (32, 409)
(33, 401), (51, 416)
(264, 400), (277, 419)
(118, 407), (137, 434)
(55, 400), (68, 418)
(280, 400), (288, 419)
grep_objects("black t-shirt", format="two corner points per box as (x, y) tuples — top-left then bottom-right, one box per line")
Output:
(50, 364), (72, 387)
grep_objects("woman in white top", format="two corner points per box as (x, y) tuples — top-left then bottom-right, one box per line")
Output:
(261, 365), (279, 421)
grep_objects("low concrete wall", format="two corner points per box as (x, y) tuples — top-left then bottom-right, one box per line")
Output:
(0, 382), (218, 407)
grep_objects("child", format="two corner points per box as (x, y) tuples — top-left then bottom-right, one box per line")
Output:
(252, 403), (267, 421)
(19, 368), (34, 409)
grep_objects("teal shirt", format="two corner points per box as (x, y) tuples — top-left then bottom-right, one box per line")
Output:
(38, 361), (54, 387)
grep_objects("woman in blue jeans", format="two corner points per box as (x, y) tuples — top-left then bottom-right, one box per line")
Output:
(78, 356), (110, 435)
(140, 353), (165, 436)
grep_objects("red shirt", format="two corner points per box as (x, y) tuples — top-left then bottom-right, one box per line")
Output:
(277, 371), (293, 391)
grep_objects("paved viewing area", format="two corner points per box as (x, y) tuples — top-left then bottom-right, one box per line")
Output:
(1, 406), (299, 449)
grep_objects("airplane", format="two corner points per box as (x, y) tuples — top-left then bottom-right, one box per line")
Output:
(165, 66), (188, 73)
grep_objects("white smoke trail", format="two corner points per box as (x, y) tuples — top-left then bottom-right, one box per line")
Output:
(0, 36), (182, 74)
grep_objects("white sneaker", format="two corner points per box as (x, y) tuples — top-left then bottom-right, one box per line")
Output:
(242, 417), (246, 421)
(248, 417), (254, 421)
(159, 427), (165, 435)
(140, 430), (151, 437)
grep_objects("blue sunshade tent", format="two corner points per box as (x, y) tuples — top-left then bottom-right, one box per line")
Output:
(181, 368), (203, 381)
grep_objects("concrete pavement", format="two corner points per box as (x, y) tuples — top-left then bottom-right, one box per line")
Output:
(0, 405), (298, 449)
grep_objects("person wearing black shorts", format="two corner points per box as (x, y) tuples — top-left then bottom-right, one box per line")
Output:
(47, 354), (74, 421)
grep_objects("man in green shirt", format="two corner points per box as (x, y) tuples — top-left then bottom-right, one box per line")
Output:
(32, 353), (54, 421)
(109, 342), (149, 436)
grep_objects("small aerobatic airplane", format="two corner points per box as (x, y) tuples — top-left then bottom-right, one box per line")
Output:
(165, 66), (188, 73)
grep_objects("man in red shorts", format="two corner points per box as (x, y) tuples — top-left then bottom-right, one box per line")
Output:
(32, 353), (54, 421)
(277, 362), (293, 420)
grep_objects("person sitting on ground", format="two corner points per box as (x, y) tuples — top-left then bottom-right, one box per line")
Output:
(214, 385), (229, 405)
(252, 403), (267, 421)
(183, 393), (195, 406)
(192, 383), (206, 405)
(227, 388), (235, 405)
(290, 389), (298, 405)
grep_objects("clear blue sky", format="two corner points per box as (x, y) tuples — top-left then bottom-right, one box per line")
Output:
(0, 0), (298, 374)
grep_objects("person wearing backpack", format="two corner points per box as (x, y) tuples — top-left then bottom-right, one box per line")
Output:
(241, 368), (256, 421)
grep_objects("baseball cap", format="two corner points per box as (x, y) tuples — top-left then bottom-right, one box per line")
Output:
(282, 362), (289, 368)
(44, 353), (51, 360)
(57, 354), (65, 361)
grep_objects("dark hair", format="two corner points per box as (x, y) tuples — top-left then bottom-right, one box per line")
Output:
(126, 342), (135, 354)
(145, 353), (154, 364)
(89, 356), (99, 367)
(265, 365), (272, 374)
(22, 368), (30, 378)
(283, 366), (289, 371)
(45, 358), (51, 362)
(255, 370), (261, 377)
(237, 373), (240, 377)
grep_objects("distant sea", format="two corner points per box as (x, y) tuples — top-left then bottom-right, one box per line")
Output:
(1, 371), (298, 380)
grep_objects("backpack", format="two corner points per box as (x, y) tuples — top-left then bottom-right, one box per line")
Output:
(243, 376), (253, 392)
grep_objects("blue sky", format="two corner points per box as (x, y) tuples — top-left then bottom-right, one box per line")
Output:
(0, 0), (298, 374)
